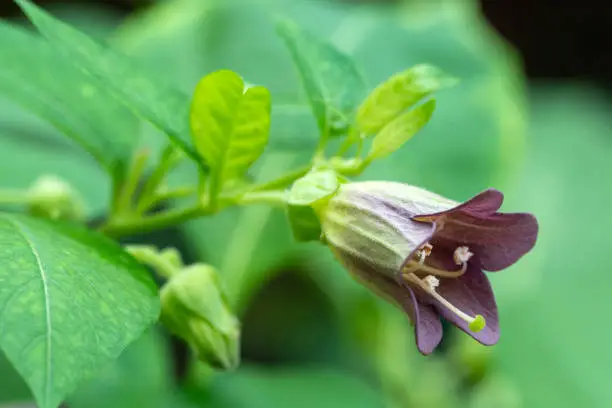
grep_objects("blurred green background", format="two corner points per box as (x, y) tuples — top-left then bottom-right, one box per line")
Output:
(1, 0), (611, 407)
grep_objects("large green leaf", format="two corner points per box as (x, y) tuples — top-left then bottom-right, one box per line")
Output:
(190, 70), (271, 195)
(0, 21), (138, 177)
(0, 213), (160, 408)
(277, 20), (367, 138)
(15, 0), (198, 164)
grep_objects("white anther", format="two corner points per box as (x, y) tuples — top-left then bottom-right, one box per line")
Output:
(453, 246), (473, 265)
(417, 242), (433, 264)
(423, 275), (439, 290)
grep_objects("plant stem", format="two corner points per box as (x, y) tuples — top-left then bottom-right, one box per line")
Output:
(100, 204), (208, 238)
(137, 186), (196, 214)
(0, 189), (30, 205)
(136, 145), (183, 214)
(124, 245), (179, 279)
(100, 188), (289, 238)
(248, 165), (311, 192)
(116, 149), (150, 215)
(236, 190), (287, 207)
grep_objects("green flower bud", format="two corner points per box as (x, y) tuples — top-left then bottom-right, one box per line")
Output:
(27, 175), (84, 221)
(160, 264), (240, 370)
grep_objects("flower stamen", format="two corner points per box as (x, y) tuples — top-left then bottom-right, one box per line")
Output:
(403, 273), (486, 333)
(405, 245), (473, 279)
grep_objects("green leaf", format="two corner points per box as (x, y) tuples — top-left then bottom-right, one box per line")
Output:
(277, 20), (367, 138)
(0, 213), (160, 408)
(367, 99), (436, 161)
(0, 21), (138, 178)
(15, 0), (198, 164)
(190, 70), (271, 196)
(356, 64), (456, 135)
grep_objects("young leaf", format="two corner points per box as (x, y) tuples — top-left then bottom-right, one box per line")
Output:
(0, 22), (138, 178)
(287, 169), (339, 242)
(15, 0), (199, 164)
(277, 20), (366, 138)
(367, 99), (437, 161)
(190, 70), (271, 197)
(0, 213), (159, 408)
(357, 64), (456, 135)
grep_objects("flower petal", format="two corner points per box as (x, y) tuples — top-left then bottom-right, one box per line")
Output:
(432, 263), (499, 346)
(433, 212), (538, 271)
(323, 186), (437, 277)
(413, 188), (504, 221)
(333, 249), (443, 355)
(406, 285), (444, 355)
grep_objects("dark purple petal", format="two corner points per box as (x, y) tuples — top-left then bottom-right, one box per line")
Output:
(333, 248), (443, 355)
(412, 188), (538, 271)
(435, 212), (538, 271)
(405, 285), (443, 355)
(431, 262), (499, 346)
(413, 188), (504, 221)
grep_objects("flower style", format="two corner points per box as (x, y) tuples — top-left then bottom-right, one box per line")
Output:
(318, 181), (538, 354)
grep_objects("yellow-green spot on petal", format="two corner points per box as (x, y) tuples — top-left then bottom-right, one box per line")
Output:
(469, 315), (486, 332)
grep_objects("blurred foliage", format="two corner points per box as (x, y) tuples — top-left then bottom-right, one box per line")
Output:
(1, 0), (611, 407)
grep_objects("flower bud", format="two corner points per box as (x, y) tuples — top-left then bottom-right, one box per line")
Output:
(160, 264), (240, 370)
(27, 175), (84, 221)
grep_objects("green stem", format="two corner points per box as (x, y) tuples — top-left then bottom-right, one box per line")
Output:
(100, 204), (208, 238)
(236, 190), (287, 207)
(248, 165), (311, 192)
(100, 188), (288, 239)
(0, 189), (30, 205)
(137, 186), (196, 214)
(335, 127), (360, 157)
(124, 245), (180, 279)
(116, 149), (150, 215)
(136, 145), (183, 214)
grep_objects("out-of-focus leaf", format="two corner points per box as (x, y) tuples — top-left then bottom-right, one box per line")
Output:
(69, 329), (173, 408)
(0, 21), (138, 178)
(357, 64), (455, 135)
(367, 99), (436, 161)
(194, 365), (385, 408)
(16, 0), (198, 163)
(0, 129), (109, 217)
(494, 85), (612, 408)
(0, 214), (160, 408)
(277, 20), (367, 137)
(190, 70), (271, 195)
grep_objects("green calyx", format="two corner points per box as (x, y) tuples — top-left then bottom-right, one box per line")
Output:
(286, 168), (341, 242)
